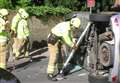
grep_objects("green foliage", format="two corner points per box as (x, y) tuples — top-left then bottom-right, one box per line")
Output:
(16, 0), (31, 7)
(0, 0), (115, 16)
(26, 6), (72, 16)
(43, 0), (80, 11)
(0, 0), (11, 8)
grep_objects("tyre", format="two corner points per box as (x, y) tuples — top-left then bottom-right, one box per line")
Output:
(89, 14), (112, 22)
(99, 42), (114, 67)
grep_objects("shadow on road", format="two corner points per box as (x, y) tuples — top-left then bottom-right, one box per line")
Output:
(8, 47), (48, 71)
(0, 68), (21, 83)
(15, 56), (47, 70)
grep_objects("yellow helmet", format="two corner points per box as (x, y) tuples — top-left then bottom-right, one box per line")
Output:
(18, 8), (29, 19)
(21, 12), (29, 19)
(70, 18), (81, 28)
(0, 9), (8, 17)
(18, 8), (26, 14)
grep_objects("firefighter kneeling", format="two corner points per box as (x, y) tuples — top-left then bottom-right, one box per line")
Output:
(47, 18), (81, 81)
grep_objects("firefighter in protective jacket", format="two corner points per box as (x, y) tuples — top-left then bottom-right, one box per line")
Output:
(0, 9), (9, 69)
(47, 17), (81, 81)
(11, 8), (30, 60)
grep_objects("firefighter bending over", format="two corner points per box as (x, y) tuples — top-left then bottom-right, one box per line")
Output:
(11, 8), (30, 60)
(0, 9), (9, 69)
(47, 18), (81, 81)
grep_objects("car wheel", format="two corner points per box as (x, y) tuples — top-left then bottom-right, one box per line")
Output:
(99, 42), (114, 67)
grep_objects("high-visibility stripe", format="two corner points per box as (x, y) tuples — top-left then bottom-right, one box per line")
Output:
(0, 63), (6, 69)
(15, 52), (20, 58)
(47, 65), (55, 74)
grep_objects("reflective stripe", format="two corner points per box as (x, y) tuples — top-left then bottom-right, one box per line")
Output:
(0, 39), (7, 43)
(0, 63), (6, 69)
(15, 52), (20, 58)
(17, 36), (27, 39)
(47, 65), (55, 74)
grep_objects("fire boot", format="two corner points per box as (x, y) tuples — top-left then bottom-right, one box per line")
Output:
(47, 74), (57, 81)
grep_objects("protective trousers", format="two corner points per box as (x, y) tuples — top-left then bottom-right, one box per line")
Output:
(13, 37), (29, 58)
(0, 42), (8, 69)
(47, 42), (64, 74)
(13, 38), (18, 57)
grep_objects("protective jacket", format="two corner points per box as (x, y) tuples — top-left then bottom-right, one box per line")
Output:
(17, 19), (30, 39)
(0, 17), (8, 42)
(51, 22), (74, 47)
(11, 13), (21, 33)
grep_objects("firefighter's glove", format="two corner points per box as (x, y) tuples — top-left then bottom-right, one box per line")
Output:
(5, 21), (9, 24)
(72, 43), (78, 50)
(72, 38), (77, 43)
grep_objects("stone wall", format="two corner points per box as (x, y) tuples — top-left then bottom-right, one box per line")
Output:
(28, 16), (64, 49)
(29, 16), (64, 42)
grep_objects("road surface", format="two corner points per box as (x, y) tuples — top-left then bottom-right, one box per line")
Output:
(9, 48), (89, 83)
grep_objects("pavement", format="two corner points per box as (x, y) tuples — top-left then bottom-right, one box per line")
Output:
(7, 47), (90, 83)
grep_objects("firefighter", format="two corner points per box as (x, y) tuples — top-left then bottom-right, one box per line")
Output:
(11, 8), (30, 60)
(0, 9), (9, 69)
(47, 17), (81, 81)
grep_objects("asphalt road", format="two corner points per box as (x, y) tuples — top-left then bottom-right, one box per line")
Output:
(9, 50), (90, 83)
